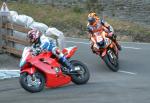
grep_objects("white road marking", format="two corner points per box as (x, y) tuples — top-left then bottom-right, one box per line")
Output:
(122, 46), (141, 50)
(66, 41), (142, 50)
(0, 70), (20, 79)
(0, 69), (137, 79)
(0, 70), (20, 72)
(118, 70), (137, 75)
(66, 37), (150, 45)
(121, 41), (150, 45)
(66, 41), (90, 44)
(65, 37), (88, 41)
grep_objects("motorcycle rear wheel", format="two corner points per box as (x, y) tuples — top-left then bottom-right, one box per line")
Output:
(70, 60), (90, 85)
(19, 72), (45, 93)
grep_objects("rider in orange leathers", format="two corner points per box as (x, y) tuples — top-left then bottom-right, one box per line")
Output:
(87, 12), (121, 53)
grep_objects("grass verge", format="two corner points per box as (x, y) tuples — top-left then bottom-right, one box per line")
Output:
(1, 2), (150, 42)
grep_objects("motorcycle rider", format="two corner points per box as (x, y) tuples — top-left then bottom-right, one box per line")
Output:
(87, 12), (122, 53)
(27, 29), (74, 73)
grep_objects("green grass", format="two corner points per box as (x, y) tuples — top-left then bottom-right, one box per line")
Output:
(1, 2), (150, 42)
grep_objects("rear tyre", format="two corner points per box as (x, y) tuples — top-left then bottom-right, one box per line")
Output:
(103, 49), (119, 72)
(70, 60), (90, 85)
(19, 72), (45, 93)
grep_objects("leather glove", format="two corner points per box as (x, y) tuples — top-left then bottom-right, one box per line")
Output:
(112, 34), (117, 40)
(32, 48), (41, 56)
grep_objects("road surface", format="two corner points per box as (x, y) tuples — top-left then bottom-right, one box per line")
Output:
(0, 37), (150, 103)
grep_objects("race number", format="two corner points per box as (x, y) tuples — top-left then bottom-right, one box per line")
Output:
(96, 35), (103, 42)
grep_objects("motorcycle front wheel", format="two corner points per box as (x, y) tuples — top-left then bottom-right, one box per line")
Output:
(103, 49), (119, 72)
(70, 60), (90, 85)
(19, 72), (45, 93)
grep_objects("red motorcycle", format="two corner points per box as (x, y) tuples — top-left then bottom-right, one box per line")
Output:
(19, 46), (90, 93)
(90, 32), (119, 72)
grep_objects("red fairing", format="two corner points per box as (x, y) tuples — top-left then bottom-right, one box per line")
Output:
(20, 50), (73, 88)
(21, 67), (36, 75)
(101, 49), (107, 57)
(62, 46), (77, 59)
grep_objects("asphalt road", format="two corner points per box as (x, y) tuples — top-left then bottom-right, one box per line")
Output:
(0, 37), (150, 103)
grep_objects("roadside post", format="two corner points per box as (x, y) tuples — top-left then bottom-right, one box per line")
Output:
(0, 2), (10, 54)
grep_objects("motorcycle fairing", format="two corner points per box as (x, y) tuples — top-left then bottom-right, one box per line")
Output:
(62, 46), (77, 58)
(21, 49), (71, 88)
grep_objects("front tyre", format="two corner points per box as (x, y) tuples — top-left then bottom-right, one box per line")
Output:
(19, 72), (45, 93)
(103, 50), (119, 72)
(70, 60), (90, 85)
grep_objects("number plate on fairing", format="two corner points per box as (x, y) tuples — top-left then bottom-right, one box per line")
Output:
(96, 35), (103, 42)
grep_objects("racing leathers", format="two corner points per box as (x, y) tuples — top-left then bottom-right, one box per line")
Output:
(87, 19), (121, 52)
(32, 35), (73, 73)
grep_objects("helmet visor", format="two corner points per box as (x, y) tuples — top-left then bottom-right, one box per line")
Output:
(88, 17), (95, 25)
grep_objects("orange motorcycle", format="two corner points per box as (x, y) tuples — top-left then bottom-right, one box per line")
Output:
(90, 31), (119, 72)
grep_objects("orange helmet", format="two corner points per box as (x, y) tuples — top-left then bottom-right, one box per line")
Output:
(88, 12), (96, 18)
(88, 12), (99, 26)
(88, 12), (99, 20)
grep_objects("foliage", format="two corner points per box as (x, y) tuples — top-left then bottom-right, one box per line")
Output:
(0, 1), (150, 42)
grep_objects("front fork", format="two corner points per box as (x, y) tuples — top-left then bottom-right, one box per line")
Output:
(21, 67), (36, 75)
(101, 48), (115, 60)
(21, 67), (39, 85)
(101, 49), (107, 57)
(21, 67), (37, 81)
(107, 50), (114, 59)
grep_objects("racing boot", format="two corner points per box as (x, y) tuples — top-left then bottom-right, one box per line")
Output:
(59, 56), (75, 74)
(114, 41), (122, 51)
